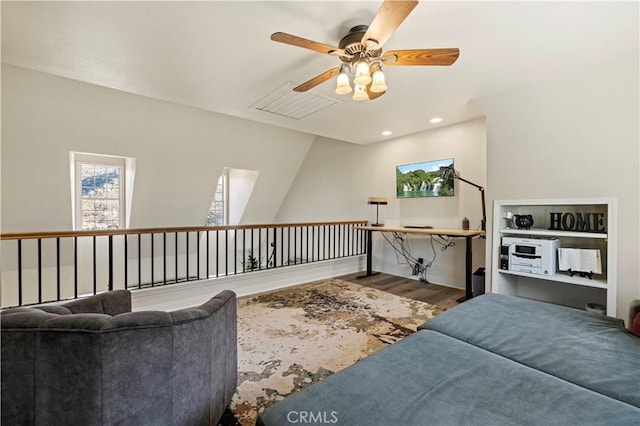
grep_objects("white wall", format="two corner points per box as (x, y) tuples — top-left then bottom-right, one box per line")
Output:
(473, 53), (639, 318)
(1, 64), (315, 232)
(277, 119), (487, 289)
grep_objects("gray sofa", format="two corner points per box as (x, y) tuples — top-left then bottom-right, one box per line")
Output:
(258, 293), (640, 426)
(1, 289), (237, 426)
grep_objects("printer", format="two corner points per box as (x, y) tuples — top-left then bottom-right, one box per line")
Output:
(501, 236), (560, 276)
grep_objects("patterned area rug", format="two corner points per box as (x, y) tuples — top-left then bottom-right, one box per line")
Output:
(222, 278), (444, 426)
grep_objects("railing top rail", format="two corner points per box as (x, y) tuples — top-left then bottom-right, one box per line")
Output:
(0, 220), (369, 241)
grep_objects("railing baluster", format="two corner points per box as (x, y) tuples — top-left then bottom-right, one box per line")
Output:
(289, 226), (293, 265)
(242, 229), (246, 274)
(293, 227), (297, 265)
(271, 227), (277, 268)
(56, 237), (61, 301)
(17, 240), (23, 306)
(124, 235), (128, 289)
(237, 230), (240, 275)
(163, 233), (167, 285)
(151, 233), (155, 287)
(265, 228), (269, 269)
(92, 235), (97, 295)
(108, 235), (113, 291)
(225, 229), (229, 276)
(175, 232), (179, 283)
(206, 231), (210, 278)
(186, 232), (189, 281)
(315, 226), (319, 262)
(138, 233), (142, 289)
(74, 236), (78, 299)
(197, 231), (200, 280)
(306, 226), (309, 264)
(37, 239), (42, 303)
(216, 230), (219, 278)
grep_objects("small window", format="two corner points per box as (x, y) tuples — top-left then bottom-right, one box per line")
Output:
(206, 169), (228, 226)
(205, 167), (258, 226)
(71, 152), (135, 230)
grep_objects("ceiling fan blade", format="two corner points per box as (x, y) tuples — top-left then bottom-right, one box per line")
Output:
(271, 32), (347, 57)
(361, 0), (418, 49)
(366, 86), (386, 100)
(382, 49), (460, 66)
(293, 67), (341, 92)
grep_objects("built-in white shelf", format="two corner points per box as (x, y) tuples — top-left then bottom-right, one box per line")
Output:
(492, 198), (617, 317)
(498, 269), (608, 289)
(499, 228), (608, 239)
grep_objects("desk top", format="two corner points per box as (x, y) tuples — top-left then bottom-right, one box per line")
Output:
(355, 225), (484, 238)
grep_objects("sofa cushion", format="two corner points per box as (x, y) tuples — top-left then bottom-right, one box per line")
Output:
(0, 308), (58, 328)
(421, 293), (640, 408)
(258, 330), (640, 426)
(41, 313), (112, 330)
(36, 305), (72, 315)
(63, 289), (131, 315)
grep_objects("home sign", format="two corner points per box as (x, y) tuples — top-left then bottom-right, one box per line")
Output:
(548, 212), (605, 233)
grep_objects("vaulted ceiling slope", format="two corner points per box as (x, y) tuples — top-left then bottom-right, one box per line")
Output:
(2, 1), (638, 144)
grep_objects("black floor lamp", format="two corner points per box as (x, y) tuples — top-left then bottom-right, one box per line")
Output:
(440, 166), (486, 231)
(367, 197), (388, 227)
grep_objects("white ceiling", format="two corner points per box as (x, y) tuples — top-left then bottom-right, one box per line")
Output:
(2, 1), (638, 145)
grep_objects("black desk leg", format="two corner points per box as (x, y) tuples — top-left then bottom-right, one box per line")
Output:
(456, 235), (474, 303)
(357, 230), (379, 279)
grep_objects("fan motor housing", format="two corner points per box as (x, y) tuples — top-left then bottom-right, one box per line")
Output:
(338, 25), (381, 63)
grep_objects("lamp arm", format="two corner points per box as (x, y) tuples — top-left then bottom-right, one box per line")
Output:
(453, 176), (487, 232)
(454, 175), (484, 191)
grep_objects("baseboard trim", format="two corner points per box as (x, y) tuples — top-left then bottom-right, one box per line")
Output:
(131, 256), (365, 311)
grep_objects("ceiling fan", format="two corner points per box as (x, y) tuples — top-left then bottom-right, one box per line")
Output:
(271, 0), (459, 101)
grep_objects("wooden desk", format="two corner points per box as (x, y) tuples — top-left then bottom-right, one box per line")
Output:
(355, 226), (485, 302)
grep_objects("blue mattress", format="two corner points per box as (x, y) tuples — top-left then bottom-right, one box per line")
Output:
(421, 293), (640, 408)
(257, 329), (640, 426)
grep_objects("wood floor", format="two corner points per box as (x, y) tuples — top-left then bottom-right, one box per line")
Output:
(337, 272), (465, 310)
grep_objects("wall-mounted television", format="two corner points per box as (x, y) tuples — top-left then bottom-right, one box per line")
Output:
(396, 158), (454, 198)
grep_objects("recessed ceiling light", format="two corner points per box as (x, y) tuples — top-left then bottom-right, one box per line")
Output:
(430, 117), (443, 124)
(382, 130), (392, 136)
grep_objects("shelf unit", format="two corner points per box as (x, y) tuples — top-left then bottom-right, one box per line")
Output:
(491, 198), (617, 316)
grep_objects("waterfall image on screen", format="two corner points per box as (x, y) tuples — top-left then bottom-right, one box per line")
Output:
(396, 158), (454, 198)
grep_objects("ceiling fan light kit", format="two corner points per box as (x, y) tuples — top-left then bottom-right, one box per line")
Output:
(335, 69), (353, 95)
(354, 61), (373, 85)
(370, 65), (388, 93)
(352, 84), (369, 102)
(271, 0), (459, 102)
